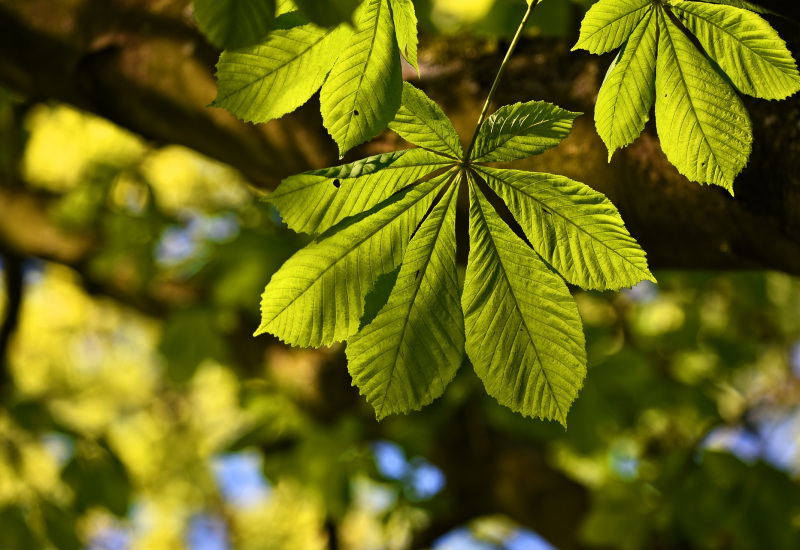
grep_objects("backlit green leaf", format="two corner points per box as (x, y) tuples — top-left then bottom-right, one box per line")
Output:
(573, 0), (651, 55)
(673, 1), (800, 100)
(655, 10), (753, 192)
(347, 180), (464, 419)
(474, 166), (654, 291)
(212, 22), (351, 123)
(321, 0), (403, 156)
(471, 101), (580, 163)
(390, 0), (419, 73)
(595, 8), (657, 159)
(255, 171), (451, 347)
(389, 82), (464, 159)
(268, 148), (452, 235)
(462, 180), (586, 426)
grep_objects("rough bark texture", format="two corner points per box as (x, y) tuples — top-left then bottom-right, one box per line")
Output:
(2, 0), (800, 275)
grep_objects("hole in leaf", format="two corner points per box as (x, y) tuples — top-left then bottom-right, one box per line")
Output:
(354, 110), (360, 116)
(333, 179), (341, 188)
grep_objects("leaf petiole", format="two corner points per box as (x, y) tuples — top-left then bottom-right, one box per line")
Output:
(463, 0), (541, 162)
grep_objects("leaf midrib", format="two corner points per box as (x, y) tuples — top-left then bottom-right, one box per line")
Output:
(271, 157), (449, 198)
(376, 179), (458, 418)
(216, 26), (335, 100)
(677, 2), (799, 77)
(579, 2), (650, 48)
(262, 172), (450, 327)
(343, 0), (386, 145)
(398, 105), (463, 159)
(473, 107), (575, 161)
(475, 167), (649, 279)
(659, 9), (726, 181)
(606, 9), (654, 142)
(471, 184), (566, 422)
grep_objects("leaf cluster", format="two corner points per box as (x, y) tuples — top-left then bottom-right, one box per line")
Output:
(257, 82), (655, 425)
(574, 0), (800, 192)
(199, 0), (800, 425)
(206, 0), (418, 156)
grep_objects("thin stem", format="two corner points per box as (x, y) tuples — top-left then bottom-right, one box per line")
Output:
(463, 0), (540, 162)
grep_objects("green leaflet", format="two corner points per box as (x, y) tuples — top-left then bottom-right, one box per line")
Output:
(390, 0), (419, 73)
(347, 180), (464, 419)
(256, 171), (451, 347)
(212, 22), (351, 124)
(474, 166), (654, 291)
(595, 8), (657, 159)
(470, 101), (581, 163)
(193, 0), (276, 49)
(321, 0), (403, 156)
(674, 1), (800, 100)
(389, 83), (464, 159)
(573, 0), (652, 55)
(293, 0), (363, 26)
(462, 181), (586, 426)
(268, 148), (450, 235)
(276, 0), (298, 16)
(656, 10), (753, 191)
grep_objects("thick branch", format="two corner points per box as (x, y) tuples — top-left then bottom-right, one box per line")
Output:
(1, 0), (800, 274)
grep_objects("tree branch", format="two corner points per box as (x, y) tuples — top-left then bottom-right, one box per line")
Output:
(0, 252), (23, 396)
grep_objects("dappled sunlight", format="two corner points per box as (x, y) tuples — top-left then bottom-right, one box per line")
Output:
(11, 264), (160, 418)
(23, 105), (145, 193)
(142, 146), (251, 216)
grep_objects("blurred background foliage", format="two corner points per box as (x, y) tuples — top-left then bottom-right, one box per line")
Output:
(1, 1), (800, 549)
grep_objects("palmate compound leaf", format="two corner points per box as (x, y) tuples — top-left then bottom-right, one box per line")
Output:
(347, 180), (464, 419)
(258, 82), (642, 424)
(267, 148), (451, 235)
(577, 0), (800, 189)
(470, 101), (581, 163)
(212, 20), (352, 123)
(573, 0), (652, 55)
(473, 166), (655, 291)
(321, 0), (403, 156)
(673, 1), (800, 100)
(462, 178), (587, 426)
(193, 0), (276, 49)
(656, 8), (753, 191)
(213, 0), (419, 156)
(255, 170), (454, 347)
(595, 7), (657, 159)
